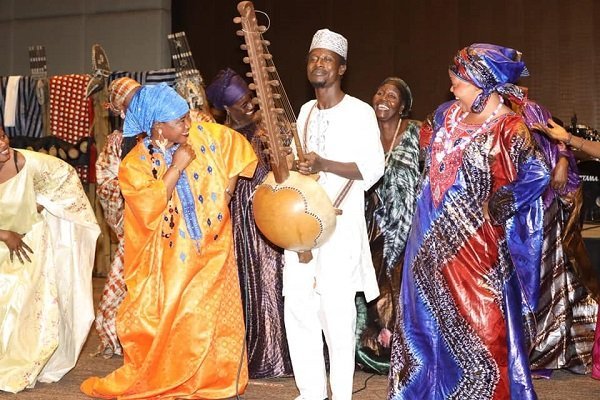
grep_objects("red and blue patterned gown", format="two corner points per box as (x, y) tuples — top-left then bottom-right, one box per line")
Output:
(388, 101), (550, 400)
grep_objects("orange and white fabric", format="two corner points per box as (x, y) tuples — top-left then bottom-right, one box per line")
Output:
(94, 130), (127, 357)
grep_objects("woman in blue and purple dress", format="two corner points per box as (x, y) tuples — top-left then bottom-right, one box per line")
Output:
(388, 44), (550, 400)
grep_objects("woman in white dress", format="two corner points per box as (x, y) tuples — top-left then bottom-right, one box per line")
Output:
(0, 126), (99, 393)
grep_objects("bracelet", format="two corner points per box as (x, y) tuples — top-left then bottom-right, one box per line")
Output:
(565, 132), (572, 145)
(170, 164), (182, 175)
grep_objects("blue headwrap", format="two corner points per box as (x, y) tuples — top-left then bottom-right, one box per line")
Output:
(449, 43), (529, 113)
(123, 83), (189, 137)
(124, 83), (201, 249)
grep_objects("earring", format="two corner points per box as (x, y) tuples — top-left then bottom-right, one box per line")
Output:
(155, 128), (168, 153)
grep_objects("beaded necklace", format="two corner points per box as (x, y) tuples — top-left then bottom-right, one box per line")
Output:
(434, 96), (504, 163)
(147, 141), (159, 179)
(146, 140), (177, 243)
(429, 97), (505, 206)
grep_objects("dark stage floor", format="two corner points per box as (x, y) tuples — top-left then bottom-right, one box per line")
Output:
(1, 278), (599, 400)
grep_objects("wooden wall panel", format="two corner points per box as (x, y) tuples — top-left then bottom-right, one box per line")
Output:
(0, 0), (172, 76)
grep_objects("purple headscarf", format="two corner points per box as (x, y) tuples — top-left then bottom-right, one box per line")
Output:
(450, 43), (529, 113)
(205, 68), (250, 111)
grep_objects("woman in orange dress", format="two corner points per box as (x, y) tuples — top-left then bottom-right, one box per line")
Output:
(81, 83), (257, 399)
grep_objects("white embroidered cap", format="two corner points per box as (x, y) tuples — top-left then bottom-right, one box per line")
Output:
(309, 29), (348, 60)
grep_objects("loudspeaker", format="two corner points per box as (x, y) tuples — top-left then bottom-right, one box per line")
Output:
(577, 160), (600, 223)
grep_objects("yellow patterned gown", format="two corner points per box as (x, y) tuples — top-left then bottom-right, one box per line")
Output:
(0, 150), (99, 393)
(81, 122), (257, 399)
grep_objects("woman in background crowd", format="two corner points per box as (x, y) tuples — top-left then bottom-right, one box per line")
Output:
(516, 99), (598, 376)
(94, 77), (141, 358)
(205, 68), (293, 379)
(534, 118), (600, 380)
(355, 77), (420, 374)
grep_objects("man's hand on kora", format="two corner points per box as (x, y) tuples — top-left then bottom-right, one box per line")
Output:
(297, 152), (324, 175)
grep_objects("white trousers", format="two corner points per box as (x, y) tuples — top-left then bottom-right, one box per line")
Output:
(284, 287), (357, 400)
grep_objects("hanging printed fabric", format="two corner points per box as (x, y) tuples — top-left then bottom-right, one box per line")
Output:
(0, 76), (44, 138)
(49, 74), (94, 182)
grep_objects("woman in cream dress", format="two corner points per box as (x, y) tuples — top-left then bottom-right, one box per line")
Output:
(0, 127), (99, 393)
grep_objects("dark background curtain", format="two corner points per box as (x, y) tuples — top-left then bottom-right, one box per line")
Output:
(173, 0), (600, 129)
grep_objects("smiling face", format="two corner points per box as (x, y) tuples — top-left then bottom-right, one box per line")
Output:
(449, 71), (482, 113)
(0, 127), (11, 165)
(225, 92), (256, 127)
(153, 112), (192, 146)
(372, 83), (404, 123)
(307, 48), (346, 89)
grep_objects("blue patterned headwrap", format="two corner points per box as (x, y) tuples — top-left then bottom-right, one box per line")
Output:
(205, 68), (250, 111)
(123, 83), (189, 137)
(449, 43), (529, 113)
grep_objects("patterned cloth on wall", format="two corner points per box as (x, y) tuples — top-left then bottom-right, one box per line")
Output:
(0, 76), (44, 138)
(49, 74), (93, 182)
(108, 69), (177, 86)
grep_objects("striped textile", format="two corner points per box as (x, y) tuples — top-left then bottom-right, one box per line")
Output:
(108, 69), (177, 86)
(530, 196), (598, 374)
(0, 76), (44, 138)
